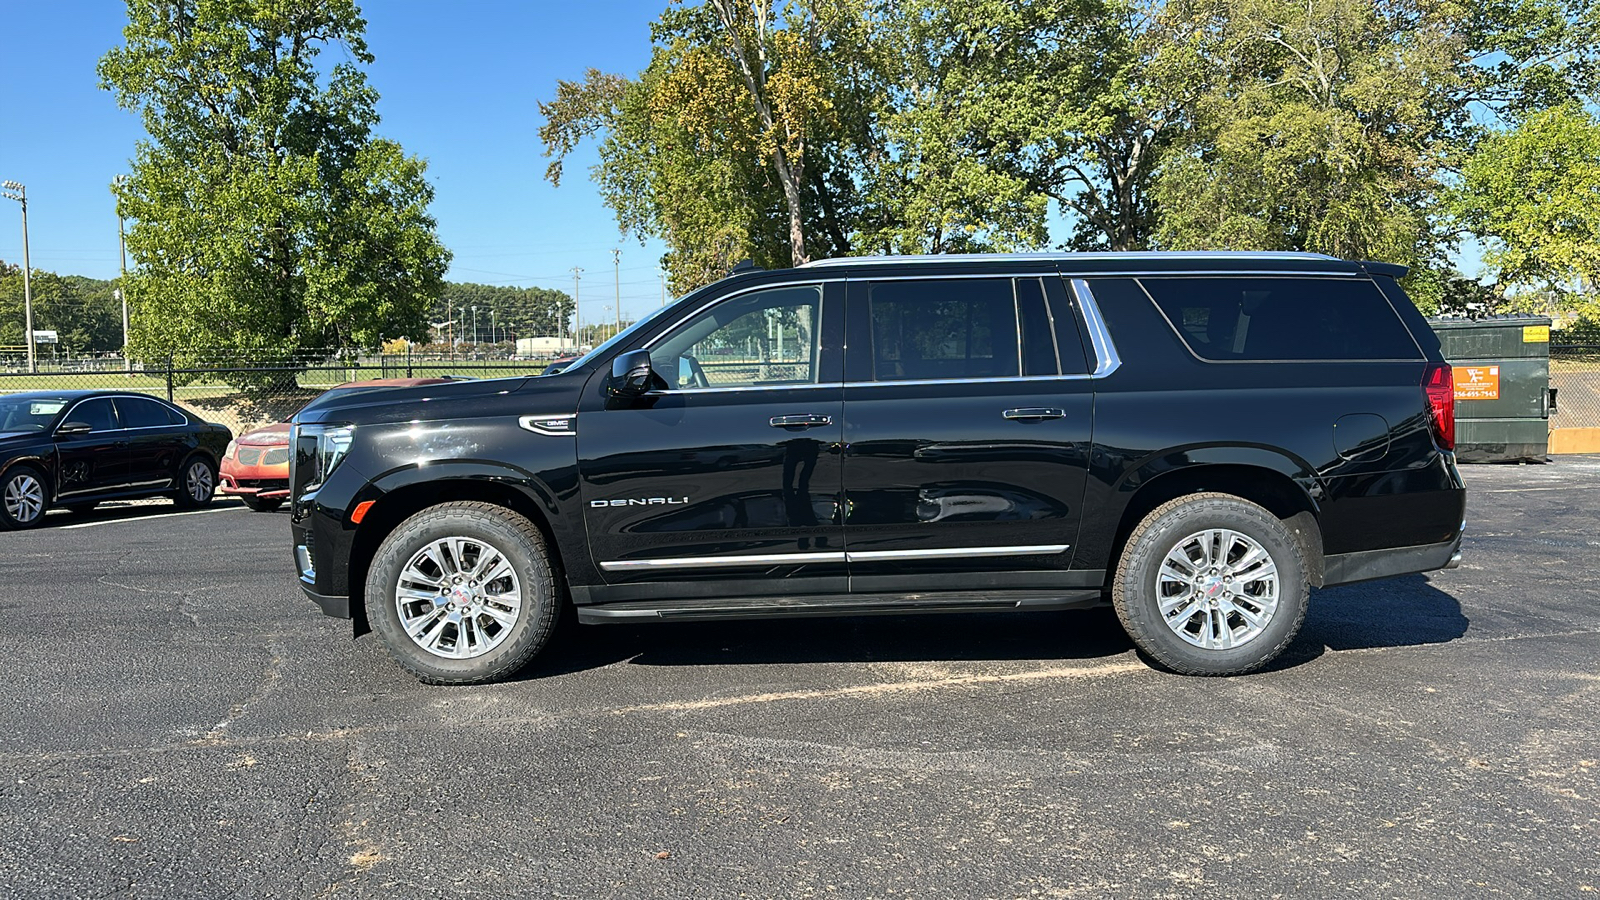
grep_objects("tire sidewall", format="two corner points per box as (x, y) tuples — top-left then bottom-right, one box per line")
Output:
(365, 506), (556, 684)
(0, 465), (50, 529)
(1115, 497), (1308, 676)
(173, 454), (217, 508)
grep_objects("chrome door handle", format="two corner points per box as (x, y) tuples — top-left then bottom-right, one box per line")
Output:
(1002, 407), (1065, 421)
(770, 414), (832, 428)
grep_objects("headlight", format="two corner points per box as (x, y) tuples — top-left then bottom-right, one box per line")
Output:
(225, 439), (238, 460)
(291, 423), (355, 495)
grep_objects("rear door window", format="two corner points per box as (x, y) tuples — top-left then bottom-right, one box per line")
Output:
(1140, 277), (1422, 361)
(115, 396), (180, 429)
(861, 278), (1020, 381)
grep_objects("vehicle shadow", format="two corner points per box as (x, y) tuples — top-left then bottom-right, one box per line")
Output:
(1270, 573), (1469, 670)
(35, 496), (246, 528)
(518, 605), (1136, 681)
(521, 572), (1469, 681)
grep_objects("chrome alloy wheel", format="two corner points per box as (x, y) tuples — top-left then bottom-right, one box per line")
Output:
(186, 460), (214, 501)
(395, 537), (523, 660)
(3, 473), (44, 524)
(1156, 528), (1280, 651)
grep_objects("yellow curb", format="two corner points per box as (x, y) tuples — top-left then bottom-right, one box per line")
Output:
(1549, 427), (1600, 454)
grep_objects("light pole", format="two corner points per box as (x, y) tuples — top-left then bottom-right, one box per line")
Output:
(612, 248), (622, 333)
(1, 181), (34, 373)
(571, 267), (583, 350)
(113, 175), (130, 371)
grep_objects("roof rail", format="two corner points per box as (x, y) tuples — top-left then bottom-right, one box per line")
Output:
(799, 250), (1344, 268)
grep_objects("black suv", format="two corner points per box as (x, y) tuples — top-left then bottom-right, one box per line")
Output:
(290, 252), (1464, 684)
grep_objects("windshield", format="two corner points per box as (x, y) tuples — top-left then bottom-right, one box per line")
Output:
(0, 397), (69, 433)
(562, 299), (687, 372)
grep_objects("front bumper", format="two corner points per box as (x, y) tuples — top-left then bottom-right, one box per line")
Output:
(300, 585), (352, 619)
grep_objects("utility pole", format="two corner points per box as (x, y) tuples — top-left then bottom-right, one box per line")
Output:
(113, 175), (130, 371)
(471, 305), (478, 345)
(1, 181), (34, 373)
(660, 269), (667, 307)
(571, 266), (583, 350)
(612, 248), (622, 334)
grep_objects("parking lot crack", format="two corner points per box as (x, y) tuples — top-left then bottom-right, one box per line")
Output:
(196, 638), (286, 745)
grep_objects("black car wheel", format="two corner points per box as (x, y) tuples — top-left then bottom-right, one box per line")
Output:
(241, 496), (282, 512)
(1, 465), (49, 530)
(172, 455), (217, 508)
(365, 501), (559, 685)
(1113, 493), (1309, 676)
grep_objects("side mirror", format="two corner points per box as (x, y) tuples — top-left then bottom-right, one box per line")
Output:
(56, 421), (92, 436)
(608, 349), (655, 398)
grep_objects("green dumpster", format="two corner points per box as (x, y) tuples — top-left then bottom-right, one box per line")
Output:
(1428, 315), (1554, 462)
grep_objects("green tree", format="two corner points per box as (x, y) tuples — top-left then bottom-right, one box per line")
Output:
(0, 265), (123, 355)
(541, 1), (879, 290)
(1454, 106), (1600, 321)
(436, 283), (575, 341)
(99, 0), (450, 364)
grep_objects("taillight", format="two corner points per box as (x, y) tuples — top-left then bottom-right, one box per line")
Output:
(1423, 363), (1455, 451)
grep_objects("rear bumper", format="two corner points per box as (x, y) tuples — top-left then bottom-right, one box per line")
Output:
(1322, 533), (1462, 587)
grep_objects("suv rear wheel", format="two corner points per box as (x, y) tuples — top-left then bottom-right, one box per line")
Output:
(365, 501), (559, 685)
(1113, 493), (1308, 676)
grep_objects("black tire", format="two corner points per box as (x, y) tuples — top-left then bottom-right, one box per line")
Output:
(65, 502), (99, 515)
(1112, 492), (1309, 676)
(365, 501), (560, 685)
(0, 465), (50, 530)
(171, 454), (217, 509)
(241, 496), (283, 512)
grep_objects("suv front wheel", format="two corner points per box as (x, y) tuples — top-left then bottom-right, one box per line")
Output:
(365, 501), (559, 685)
(1113, 493), (1309, 676)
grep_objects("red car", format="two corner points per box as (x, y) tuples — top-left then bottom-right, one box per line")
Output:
(221, 378), (457, 511)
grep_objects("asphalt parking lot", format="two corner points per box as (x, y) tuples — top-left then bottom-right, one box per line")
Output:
(2, 460), (1597, 899)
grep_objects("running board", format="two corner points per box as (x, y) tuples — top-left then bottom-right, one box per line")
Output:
(575, 590), (1104, 623)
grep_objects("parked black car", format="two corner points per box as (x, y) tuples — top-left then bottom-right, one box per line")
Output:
(0, 390), (232, 528)
(290, 252), (1465, 684)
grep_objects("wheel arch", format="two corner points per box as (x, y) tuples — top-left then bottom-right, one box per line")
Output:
(1103, 459), (1326, 590)
(0, 455), (54, 508)
(346, 476), (566, 636)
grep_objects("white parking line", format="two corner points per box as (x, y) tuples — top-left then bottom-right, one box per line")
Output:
(58, 506), (247, 529)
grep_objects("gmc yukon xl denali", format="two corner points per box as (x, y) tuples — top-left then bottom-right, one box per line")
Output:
(289, 252), (1465, 684)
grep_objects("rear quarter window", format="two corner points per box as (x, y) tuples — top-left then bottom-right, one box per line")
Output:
(1139, 277), (1423, 362)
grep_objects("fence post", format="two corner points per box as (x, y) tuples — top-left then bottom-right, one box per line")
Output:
(406, 345), (413, 379)
(165, 351), (175, 403)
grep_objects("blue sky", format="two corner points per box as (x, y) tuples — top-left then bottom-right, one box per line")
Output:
(0, 0), (674, 323)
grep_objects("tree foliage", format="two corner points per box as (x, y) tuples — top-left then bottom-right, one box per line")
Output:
(99, 0), (451, 363)
(0, 263), (123, 354)
(1454, 106), (1600, 321)
(436, 282), (575, 341)
(544, 0), (1599, 311)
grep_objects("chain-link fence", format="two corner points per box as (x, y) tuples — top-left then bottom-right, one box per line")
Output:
(1551, 337), (1600, 430)
(0, 349), (562, 437)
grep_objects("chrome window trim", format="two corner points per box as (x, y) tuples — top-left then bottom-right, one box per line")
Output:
(599, 544), (1071, 571)
(1070, 279), (1123, 378)
(55, 393), (191, 435)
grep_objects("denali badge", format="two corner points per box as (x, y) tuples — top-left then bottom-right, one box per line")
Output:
(590, 497), (689, 508)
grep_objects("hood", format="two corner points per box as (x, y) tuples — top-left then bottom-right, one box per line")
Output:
(237, 422), (292, 445)
(293, 373), (584, 427)
(0, 430), (45, 444)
